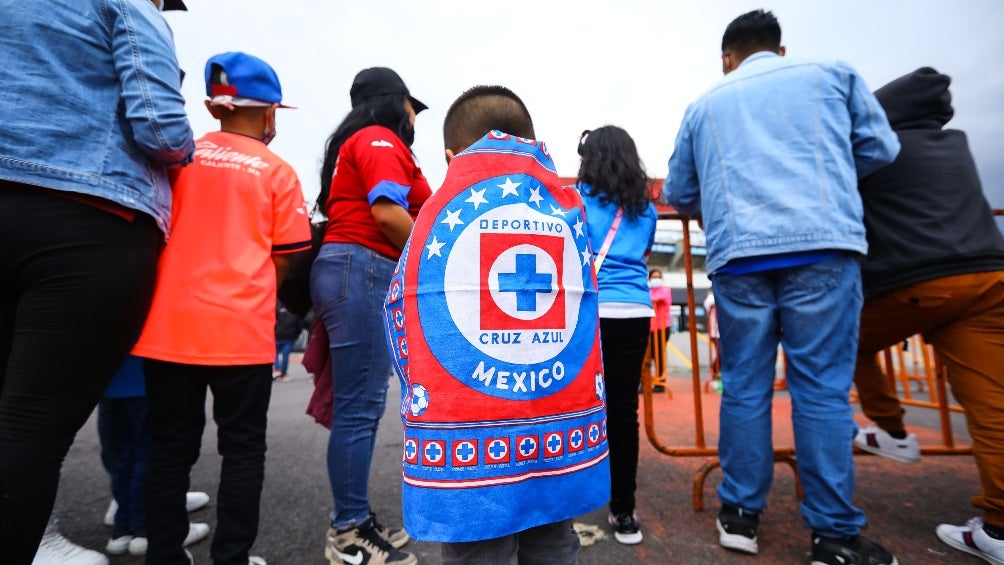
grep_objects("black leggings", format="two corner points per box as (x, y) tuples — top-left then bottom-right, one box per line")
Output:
(600, 317), (651, 516)
(0, 183), (160, 564)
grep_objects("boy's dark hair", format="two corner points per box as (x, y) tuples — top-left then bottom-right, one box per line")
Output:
(576, 125), (652, 221)
(318, 93), (412, 207)
(721, 9), (781, 58)
(443, 85), (534, 153)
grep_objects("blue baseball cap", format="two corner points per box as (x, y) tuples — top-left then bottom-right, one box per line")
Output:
(204, 52), (294, 108)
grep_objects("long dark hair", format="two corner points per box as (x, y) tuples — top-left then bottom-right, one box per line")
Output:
(576, 125), (651, 220)
(318, 93), (412, 209)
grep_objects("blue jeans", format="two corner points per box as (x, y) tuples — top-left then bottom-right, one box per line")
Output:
(712, 254), (866, 537)
(310, 242), (395, 528)
(274, 340), (294, 375)
(101, 397), (150, 537)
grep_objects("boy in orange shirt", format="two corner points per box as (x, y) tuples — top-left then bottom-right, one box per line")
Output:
(133, 51), (310, 565)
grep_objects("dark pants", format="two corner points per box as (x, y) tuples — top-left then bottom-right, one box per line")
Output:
(599, 317), (651, 516)
(441, 519), (580, 565)
(101, 397), (150, 536)
(143, 361), (271, 565)
(0, 184), (159, 565)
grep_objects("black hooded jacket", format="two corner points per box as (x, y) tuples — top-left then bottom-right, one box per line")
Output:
(860, 67), (1004, 299)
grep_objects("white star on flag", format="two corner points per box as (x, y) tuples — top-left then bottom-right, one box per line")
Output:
(466, 188), (489, 210)
(426, 236), (446, 259)
(528, 186), (543, 208)
(498, 178), (521, 197)
(441, 209), (464, 231)
(573, 218), (585, 238)
(550, 204), (567, 217)
(581, 249), (591, 266)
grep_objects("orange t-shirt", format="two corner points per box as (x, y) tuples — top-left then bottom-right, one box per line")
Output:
(133, 131), (311, 365)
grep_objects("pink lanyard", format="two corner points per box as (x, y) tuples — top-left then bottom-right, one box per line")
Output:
(592, 208), (623, 274)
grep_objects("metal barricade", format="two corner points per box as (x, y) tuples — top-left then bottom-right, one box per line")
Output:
(641, 208), (994, 509)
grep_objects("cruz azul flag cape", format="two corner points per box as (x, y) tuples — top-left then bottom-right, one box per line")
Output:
(384, 131), (610, 542)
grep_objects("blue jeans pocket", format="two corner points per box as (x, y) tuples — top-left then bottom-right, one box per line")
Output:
(310, 250), (351, 310)
(787, 259), (843, 294)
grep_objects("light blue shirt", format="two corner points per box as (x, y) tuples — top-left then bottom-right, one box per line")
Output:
(579, 184), (657, 308)
(664, 52), (900, 274)
(0, 0), (195, 233)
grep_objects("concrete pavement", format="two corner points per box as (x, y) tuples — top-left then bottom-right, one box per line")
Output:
(51, 345), (983, 564)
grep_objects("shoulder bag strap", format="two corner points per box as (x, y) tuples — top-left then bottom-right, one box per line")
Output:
(592, 208), (623, 274)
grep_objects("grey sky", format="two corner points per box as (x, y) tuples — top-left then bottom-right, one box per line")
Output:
(166, 0), (1004, 210)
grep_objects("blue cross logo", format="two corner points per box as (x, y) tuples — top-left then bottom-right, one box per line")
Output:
(570, 429), (583, 447)
(588, 425), (600, 443)
(519, 437), (536, 456)
(498, 253), (552, 312)
(546, 433), (562, 453)
(404, 441), (417, 460)
(488, 440), (508, 460)
(455, 442), (475, 462)
(425, 442), (443, 462)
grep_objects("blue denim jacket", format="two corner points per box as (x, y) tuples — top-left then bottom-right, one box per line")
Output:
(0, 0), (195, 233)
(664, 52), (900, 274)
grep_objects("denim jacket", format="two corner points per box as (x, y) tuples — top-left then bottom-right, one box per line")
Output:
(664, 52), (900, 274)
(0, 0), (195, 233)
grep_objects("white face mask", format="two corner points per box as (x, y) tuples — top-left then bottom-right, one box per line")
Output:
(649, 279), (664, 288)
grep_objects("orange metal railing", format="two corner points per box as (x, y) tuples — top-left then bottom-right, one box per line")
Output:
(641, 212), (799, 509)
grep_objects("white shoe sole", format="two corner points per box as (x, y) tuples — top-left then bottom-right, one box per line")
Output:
(853, 441), (921, 464)
(613, 530), (643, 545)
(717, 519), (758, 554)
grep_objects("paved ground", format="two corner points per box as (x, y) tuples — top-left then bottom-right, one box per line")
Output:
(52, 339), (985, 564)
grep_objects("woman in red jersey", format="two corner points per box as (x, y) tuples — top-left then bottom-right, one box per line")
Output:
(310, 67), (430, 565)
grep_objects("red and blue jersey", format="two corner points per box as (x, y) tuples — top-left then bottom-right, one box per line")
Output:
(323, 125), (431, 259)
(384, 132), (610, 542)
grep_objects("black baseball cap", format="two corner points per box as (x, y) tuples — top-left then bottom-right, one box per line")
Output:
(350, 67), (427, 113)
(162, 0), (187, 10)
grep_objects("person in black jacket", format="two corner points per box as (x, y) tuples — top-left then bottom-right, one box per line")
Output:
(850, 66), (1004, 564)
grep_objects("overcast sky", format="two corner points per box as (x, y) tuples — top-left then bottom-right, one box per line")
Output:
(165, 1), (1004, 211)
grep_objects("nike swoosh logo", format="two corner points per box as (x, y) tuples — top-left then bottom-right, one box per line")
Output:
(334, 549), (364, 565)
(371, 140), (394, 148)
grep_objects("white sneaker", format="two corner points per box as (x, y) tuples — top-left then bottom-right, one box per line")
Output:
(127, 537), (146, 556)
(249, 557), (266, 565)
(127, 522), (210, 556)
(185, 522), (211, 546)
(186, 491), (211, 513)
(105, 535), (132, 555)
(103, 500), (117, 527)
(32, 531), (109, 565)
(936, 517), (1004, 565)
(105, 491), (209, 527)
(853, 425), (921, 463)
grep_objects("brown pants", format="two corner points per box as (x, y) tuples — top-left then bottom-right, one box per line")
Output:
(854, 271), (1004, 526)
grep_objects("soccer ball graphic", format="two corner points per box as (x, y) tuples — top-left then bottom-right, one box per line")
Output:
(409, 384), (430, 417)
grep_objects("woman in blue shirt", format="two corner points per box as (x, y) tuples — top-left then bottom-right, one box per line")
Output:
(576, 126), (657, 545)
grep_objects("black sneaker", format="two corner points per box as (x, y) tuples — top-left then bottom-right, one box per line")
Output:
(369, 512), (409, 549)
(608, 512), (643, 545)
(811, 533), (899, 565)
(717, 504), (759, 554)
(325, 517), (417, 565)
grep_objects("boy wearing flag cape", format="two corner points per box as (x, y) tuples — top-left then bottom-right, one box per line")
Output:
(384, 86), (610, 563)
